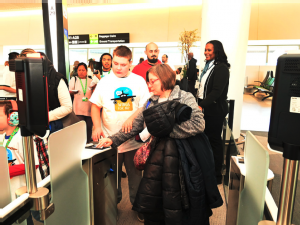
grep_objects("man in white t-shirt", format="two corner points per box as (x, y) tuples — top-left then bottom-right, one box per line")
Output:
(0, 53), (19, 98)
(162, 54), (176, 72)
(90, 46), (150, 222)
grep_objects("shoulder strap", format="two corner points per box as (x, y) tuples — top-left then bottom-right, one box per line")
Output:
(146, 100), (151, 109)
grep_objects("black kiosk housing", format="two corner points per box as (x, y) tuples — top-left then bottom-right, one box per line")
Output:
(268, 54), (300, 158)
(9, 56), (49, 137)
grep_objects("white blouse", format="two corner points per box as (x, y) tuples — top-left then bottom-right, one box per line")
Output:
(198, 60), (215, 99)
(49, 79), (72, 122)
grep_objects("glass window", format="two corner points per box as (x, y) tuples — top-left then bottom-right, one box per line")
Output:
(88, 49), (110, 62)
(268, 46), (300, 65)
(132, 48), (146, 65)
(246, 46), (267, 65)
(160, 47), (183, 66)
(69, 49), (87, 65)
(189, 47), (201, 65)
(10, 49), (22, 54)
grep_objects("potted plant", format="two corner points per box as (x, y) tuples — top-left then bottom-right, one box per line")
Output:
(179, 29), (200, 90)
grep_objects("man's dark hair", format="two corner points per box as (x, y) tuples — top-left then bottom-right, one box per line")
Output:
(207, 40), (230, 68)
(99, 53), (112, 75)
(139, 58), (144, 64)
(113, 46), (132, 61)
(164, 54), (168, 58)
(8, 52), (19, 60)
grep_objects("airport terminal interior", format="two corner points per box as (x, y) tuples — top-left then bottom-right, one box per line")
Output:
(0, 0), (300, 225)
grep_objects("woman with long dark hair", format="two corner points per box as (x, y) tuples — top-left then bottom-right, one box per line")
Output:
(197, 40), (230, 185)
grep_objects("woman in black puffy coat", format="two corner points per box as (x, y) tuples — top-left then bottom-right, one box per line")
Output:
(97, 64), (207, 225)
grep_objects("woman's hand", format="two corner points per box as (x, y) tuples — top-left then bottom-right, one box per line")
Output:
(122, 117), (134, 133)
(96, 138), (113, 148)
(93, 127), (105, 141)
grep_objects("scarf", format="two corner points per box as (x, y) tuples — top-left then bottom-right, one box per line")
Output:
(200, 60), (214, 82)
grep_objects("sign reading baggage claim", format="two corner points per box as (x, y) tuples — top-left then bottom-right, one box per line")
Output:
(68, 33), (129, 45)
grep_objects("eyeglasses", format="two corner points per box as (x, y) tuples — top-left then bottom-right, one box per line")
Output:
(147, 78), (159, 86)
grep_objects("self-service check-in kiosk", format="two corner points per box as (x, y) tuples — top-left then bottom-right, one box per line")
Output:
(260, 54), (300, 225)
(0, 55), (117, 225)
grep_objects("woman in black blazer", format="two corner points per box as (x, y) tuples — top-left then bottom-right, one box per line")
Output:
(198, 40), (230, 184)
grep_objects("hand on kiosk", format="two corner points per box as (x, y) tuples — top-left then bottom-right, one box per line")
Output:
(97, 138), (113, 148)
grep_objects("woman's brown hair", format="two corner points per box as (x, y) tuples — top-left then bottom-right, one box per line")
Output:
(147, 64), (176, 91)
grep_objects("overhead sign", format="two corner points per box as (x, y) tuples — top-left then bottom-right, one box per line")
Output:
(68, 33), (129, 45)
(98, 33), (129, 44)
(69, 34), (89, 45)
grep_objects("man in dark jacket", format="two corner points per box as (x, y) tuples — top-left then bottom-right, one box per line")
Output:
(186, 52), (198, 96)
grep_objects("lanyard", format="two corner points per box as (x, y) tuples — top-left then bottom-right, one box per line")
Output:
(79, 78), (87, 96)
(5, 127), (19, 149)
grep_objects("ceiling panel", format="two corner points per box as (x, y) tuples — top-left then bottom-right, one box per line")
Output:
(0, 1), (153, 12)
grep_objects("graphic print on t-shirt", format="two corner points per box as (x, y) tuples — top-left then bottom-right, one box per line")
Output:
(111, 87), (136, 111)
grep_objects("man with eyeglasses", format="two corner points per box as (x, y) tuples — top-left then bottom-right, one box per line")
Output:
(132, 42), (162, 80)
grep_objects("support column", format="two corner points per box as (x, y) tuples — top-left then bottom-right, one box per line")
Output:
(42, 0), (70, 80)
(200, 0), (252, 138)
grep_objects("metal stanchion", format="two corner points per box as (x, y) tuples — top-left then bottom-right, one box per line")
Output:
(22, 136), (38, 194)
(16, 128), (54, 221)
(276, 158), (298, 225)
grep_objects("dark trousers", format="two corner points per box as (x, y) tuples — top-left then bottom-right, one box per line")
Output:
(118, 149), (142, 205)
(76, 115), (93, 143)
(204, 115), (225, 178)
(188, 80), (196, 96)
(144, 213), (165, 225)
